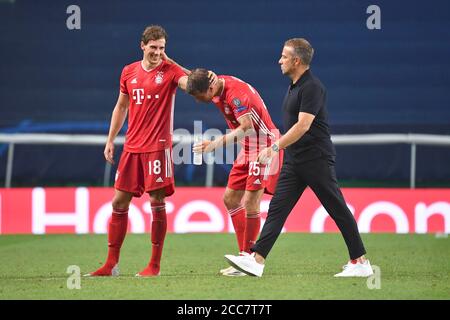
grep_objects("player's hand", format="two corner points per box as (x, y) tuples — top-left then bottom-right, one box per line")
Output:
(257, 147), (276, 165)
(208, 71), (218, 86)
(104, 142), (115, 165)
(193, 140), (215, 153)
(162, 52), (173, 64)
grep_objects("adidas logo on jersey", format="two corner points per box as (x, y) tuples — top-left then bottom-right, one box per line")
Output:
(253, 179), (261, 185)
(156, 177), (164, 183)
(131, 78), (137, 84)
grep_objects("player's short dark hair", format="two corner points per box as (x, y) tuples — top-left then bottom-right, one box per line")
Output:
(186, 68), (210, 95)
(141, 25), (168, 44)
(284, 38), (314, 66)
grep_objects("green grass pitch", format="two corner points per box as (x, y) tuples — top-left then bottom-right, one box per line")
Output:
(0, 233), (448, 299)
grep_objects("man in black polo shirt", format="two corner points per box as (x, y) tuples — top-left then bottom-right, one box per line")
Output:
(225, 38), (373, 277)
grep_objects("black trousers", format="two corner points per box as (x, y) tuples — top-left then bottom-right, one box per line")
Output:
(252, 156), (366, 260)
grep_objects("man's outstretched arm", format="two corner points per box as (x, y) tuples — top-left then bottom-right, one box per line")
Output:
(163, 53), (217, 91)
(193, 114), (254, 153)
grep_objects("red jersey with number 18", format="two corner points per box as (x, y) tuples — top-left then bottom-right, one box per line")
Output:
(119, 60), (185, 153)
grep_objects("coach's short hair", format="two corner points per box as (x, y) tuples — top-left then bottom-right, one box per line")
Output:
(284, 38), (314, 66)
(141, 25), (167, 44)
(186, 68), (210, 95)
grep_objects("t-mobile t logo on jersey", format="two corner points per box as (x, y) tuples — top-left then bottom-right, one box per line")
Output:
(132, 88), (160, 104)
(132, 88), (145, 104)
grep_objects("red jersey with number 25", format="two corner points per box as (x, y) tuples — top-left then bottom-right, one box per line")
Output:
(119, 60), (185, 153)
(212, 76), (279, 152)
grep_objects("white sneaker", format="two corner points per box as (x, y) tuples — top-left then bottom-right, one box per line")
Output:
(221, 266), (247, 277)
(334, 260), (374, 277)
(224, 253), (264, 277)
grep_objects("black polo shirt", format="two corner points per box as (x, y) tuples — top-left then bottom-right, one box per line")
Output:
(281, 69), (336, 163)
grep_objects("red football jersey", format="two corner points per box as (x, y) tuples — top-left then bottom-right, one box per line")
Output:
(212, 76), (280, 152)
(119, 60), (185, 153)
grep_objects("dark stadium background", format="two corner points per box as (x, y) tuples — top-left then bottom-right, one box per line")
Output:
(1, 0), (449, 187)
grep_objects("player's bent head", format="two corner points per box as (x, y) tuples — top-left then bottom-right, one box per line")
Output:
(186, 68), (213, 103)
(284, 38), (314, 66)
(141, 25), (168, 44)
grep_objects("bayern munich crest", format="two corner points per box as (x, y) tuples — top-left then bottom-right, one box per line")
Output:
(155, 71), (164, 84)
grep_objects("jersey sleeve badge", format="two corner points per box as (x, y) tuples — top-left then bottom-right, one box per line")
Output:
(232, 98), (241, 107)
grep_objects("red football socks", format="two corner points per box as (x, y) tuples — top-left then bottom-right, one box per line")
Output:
(91, 207), (128, 276)
(106, 208), (129, 266)
(229, 206), (246, 252)
(243, 212), (261, 253)
(138, 202), (167, 276)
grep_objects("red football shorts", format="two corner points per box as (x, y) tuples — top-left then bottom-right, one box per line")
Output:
(227, 148), (284, 195)
(114, 149), (175, 197)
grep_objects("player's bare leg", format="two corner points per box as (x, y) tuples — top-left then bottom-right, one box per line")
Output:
(137, 188), (167, 277)
(86, 189), (133, 276)
(242, 189), (264, 253)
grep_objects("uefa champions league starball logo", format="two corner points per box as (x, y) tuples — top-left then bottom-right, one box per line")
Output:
(155, 72), (164, 84)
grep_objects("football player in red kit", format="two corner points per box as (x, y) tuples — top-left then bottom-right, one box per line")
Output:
(176, 67), (283, 276)
(86, 25), (191, 277)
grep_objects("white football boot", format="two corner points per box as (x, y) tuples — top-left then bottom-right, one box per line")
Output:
(219, 252), (249, 276)
(220, 266), (247, 277)
(220, 266), (234, 274)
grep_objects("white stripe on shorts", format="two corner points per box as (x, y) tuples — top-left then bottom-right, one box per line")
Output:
(165, 148), (172, 178)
